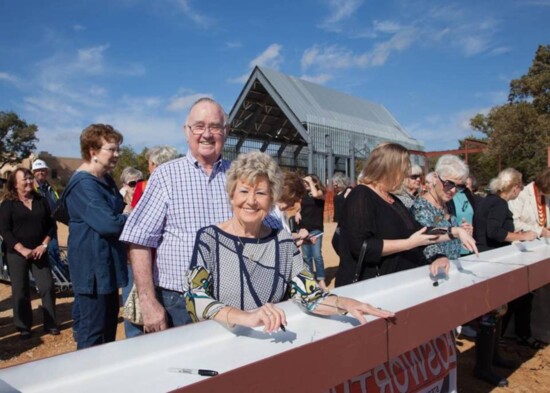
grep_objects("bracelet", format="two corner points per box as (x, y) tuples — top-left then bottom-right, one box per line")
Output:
(42, 243), (48, 249)
(447, 226), (455, 240)
(225, 307), (235, 328)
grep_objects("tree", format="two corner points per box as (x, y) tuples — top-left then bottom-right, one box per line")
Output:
(112, 146), (149, 185)
(0, 111), (38, 170)
(470, 45), (550, 182)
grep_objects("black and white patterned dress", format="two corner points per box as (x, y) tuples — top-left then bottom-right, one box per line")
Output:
(184, 225), (329, 322)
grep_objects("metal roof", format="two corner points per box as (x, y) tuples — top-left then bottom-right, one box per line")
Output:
(229, 66), (424, 151)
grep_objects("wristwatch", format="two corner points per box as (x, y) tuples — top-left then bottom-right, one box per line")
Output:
(42, 243), (48, 249)
(447, 227), (455, 240)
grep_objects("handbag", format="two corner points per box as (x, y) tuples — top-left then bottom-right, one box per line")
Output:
(352, 240), (368, 283)
(122, 284), (143, 326)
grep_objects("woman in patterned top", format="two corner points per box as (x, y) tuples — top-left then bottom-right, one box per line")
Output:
(411, 155), (477, 263)
(184, 151), (394, 333)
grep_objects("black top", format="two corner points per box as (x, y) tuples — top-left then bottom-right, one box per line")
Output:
(299, 194), (324, 232)
(474, 193), (514, 252)
(0, 196), (55, 253)
(333, 187), (352, 224)
(335, 185), (427, 286)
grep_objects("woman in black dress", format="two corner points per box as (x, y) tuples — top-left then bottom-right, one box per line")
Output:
(0, 168), (58, 339)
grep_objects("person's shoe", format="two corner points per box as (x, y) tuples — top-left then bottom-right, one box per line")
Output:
(45, 327), (60, 336)
(20, 330), (32, 340)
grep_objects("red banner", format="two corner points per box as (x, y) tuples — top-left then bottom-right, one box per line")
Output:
(328, 332), (457, 393)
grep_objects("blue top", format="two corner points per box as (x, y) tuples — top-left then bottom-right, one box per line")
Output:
(452, 190), (474, 255)
(65, 171), (128, 295)
(411, 197), (462, 260)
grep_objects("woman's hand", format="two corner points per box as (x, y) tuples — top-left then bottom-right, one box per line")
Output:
(408, 227), (439, 248)
(337, 297), (395, 325)
(456, 227), (479, 256)
(31, 245), (47, 260)
(460, 218), (473, 236)
(237, 303), (287, 333)
(15, 244), (33, 259)
(292, 228), (309, 247)
(520, 230), (537, 241)
(541, 228), (550, 238)
(429, 256), (450, 277)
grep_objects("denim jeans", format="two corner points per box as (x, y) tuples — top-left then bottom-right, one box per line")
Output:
(156, 287), (192, 328)
(121, 267), (143, 338)
(302, 229), (325, 280)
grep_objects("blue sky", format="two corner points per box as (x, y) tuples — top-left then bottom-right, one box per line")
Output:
(1, 0), (549, 158)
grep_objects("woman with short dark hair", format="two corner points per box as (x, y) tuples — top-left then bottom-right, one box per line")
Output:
(64, 124), (128, 349)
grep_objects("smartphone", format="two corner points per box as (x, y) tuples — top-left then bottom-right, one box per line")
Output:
(425, 227), (447, 235)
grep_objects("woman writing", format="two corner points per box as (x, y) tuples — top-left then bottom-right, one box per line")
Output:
(472, 168), (537, 387)
(0, 168), (59, 339)
(64, 124), (128, 349)
(184, 152), (393, 331)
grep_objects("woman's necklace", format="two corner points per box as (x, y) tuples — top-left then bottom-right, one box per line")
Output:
(236, 236), (261, 263)
(534, 184), (547, 227)
(231, 221), (262, 263)
(425, 191), (449, 222)
(369, 184), (394, 204)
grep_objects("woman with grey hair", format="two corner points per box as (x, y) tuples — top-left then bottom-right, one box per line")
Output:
(396, 164), (423, 209)
(119, 167), (143, 200)
(472, 168), (537, 387)
(411, 155), (477, 276)
(131, 146), (178, 208)
(184, 151), (394, 332)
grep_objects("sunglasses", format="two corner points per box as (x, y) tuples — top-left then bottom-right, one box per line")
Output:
(437, 174), (465, 192)
(127, 180), (142, 188)
(409, 174), (422, 180)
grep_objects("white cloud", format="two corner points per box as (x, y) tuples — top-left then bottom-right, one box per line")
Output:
(373, 20), (402, 33)
(226, 41), (242, 49)
(0, 71), (18, 84)
(172, 0), (214, 28)
(320, 0), (363, 31)
(302, 28), (417, 71)
(76, 44), (110, 74)
(300, 73), (332, 85)
(166, 93), (213, 112)
(228, 43), (283, 84)
(73, 24), (86, 31)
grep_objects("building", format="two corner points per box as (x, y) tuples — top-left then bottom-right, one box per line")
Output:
(227, 66), (424, 187)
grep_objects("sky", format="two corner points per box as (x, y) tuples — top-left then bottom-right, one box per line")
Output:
(1, 0), (549, 158)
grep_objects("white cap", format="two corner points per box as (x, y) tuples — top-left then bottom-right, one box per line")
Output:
(32, 159), (49, 171)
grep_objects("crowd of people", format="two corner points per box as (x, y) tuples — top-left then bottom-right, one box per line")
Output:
(1, 96), (548, 387)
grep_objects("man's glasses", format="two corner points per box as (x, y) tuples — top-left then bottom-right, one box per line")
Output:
(186, 123), (225, 135)
(409, 174), (422, 180)
(437, 174), (465, 192)
(127, 180), (142, 188)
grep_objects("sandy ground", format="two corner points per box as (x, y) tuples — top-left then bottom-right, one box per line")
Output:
(1, 223), (549, 392)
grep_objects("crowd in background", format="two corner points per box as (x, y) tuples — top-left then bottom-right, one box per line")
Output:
(1, 97), (549, 388)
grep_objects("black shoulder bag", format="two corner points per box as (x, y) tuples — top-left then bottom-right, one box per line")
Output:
(352, 240), (368, 283)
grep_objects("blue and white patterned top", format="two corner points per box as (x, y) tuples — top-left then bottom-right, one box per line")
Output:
(120, 151), (233, 292)
(411, 197), (462, 260)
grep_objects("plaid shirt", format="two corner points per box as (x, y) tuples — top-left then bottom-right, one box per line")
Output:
(120, 152), (233, 292)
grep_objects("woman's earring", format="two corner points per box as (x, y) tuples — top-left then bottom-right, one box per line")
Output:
(93, 157), (98, 163)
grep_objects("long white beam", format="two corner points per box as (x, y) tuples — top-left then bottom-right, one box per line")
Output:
(0, 240), (548, 393)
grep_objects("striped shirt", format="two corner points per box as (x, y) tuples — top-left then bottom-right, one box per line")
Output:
(119, 152), (233, 291)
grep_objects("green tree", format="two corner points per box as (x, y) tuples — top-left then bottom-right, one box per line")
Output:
(112, 146), (149, 185)
(470, 45), (550, 182)
(0, 111), (38, 170)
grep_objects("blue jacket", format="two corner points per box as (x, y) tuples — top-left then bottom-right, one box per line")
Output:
(65, 171), (128, 294)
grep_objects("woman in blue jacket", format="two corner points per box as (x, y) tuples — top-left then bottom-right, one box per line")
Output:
(64, 124), (128, 349)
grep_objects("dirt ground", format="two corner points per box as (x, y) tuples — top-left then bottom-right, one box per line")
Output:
(1, 223), (549, 392)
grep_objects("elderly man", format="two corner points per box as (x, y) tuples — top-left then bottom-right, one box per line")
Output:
(32, 159), (62, 269)
(120, 97), (234, 333)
